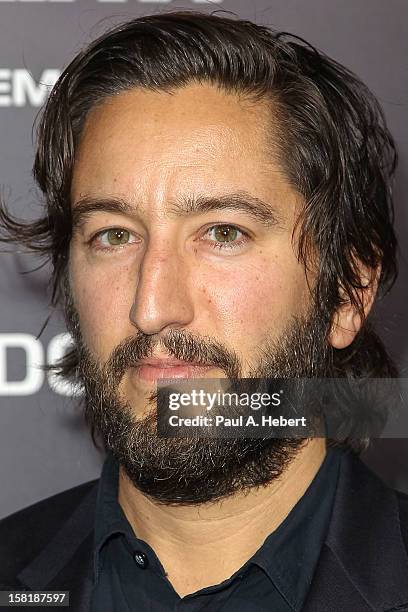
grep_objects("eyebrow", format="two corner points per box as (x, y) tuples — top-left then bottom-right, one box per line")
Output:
(171, 193), (283, 228)
(72, 197), (135, 231)
(71, 191), (283, 230)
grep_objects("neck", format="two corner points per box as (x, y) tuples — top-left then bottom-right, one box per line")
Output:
(118, 438), (326, 597)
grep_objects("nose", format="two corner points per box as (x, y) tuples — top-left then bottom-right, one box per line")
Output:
(129, 241), (195, 335)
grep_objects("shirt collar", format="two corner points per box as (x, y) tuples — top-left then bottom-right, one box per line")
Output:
(251, 447), (341, 610)
(93, 447), (342, 610)
(93, 452), (135, 580)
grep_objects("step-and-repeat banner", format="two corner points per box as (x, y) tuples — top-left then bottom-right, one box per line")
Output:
(0, 0), (407, 518)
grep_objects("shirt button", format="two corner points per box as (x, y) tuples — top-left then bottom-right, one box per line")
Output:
(134, 551), (148, 569)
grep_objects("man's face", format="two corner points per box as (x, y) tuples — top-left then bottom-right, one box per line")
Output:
(68, 84), (330, 503)
(70, 84), (313, 402)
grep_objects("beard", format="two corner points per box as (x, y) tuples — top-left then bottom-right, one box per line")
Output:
(64, 288), (333, 506)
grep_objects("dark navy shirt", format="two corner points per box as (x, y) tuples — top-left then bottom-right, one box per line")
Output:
(91, 448), (342, 611)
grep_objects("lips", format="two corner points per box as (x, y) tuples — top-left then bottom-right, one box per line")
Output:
(133, 357), (215, 383)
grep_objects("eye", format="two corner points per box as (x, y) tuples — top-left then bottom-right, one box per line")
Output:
(204, 224), (249, 250)
(90, 228), (139, 250)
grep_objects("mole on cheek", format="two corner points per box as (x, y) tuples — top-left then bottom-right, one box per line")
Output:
(200, 285), (212, 304)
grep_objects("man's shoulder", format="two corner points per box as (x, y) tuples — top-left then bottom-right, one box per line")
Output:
(1, 453), (408, 602)
(303, 454), (408, 611)
(0, 479), (99, 586)
(341, 453), (408, 544)
(396, 487), (408, 550)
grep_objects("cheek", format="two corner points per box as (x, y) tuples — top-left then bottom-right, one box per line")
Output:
(69, 258), (136, 359)
(196, 254), (310, 346)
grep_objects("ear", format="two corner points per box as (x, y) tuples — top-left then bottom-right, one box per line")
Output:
(329, 264), (380, 350)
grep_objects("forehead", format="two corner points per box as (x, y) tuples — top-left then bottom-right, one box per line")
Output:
(71, 83), (288, 207)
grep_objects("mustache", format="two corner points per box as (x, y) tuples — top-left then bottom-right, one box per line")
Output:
(105, 328), (242, 381)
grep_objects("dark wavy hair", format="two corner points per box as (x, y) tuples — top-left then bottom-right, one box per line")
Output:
(0, 11), (399, 389)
